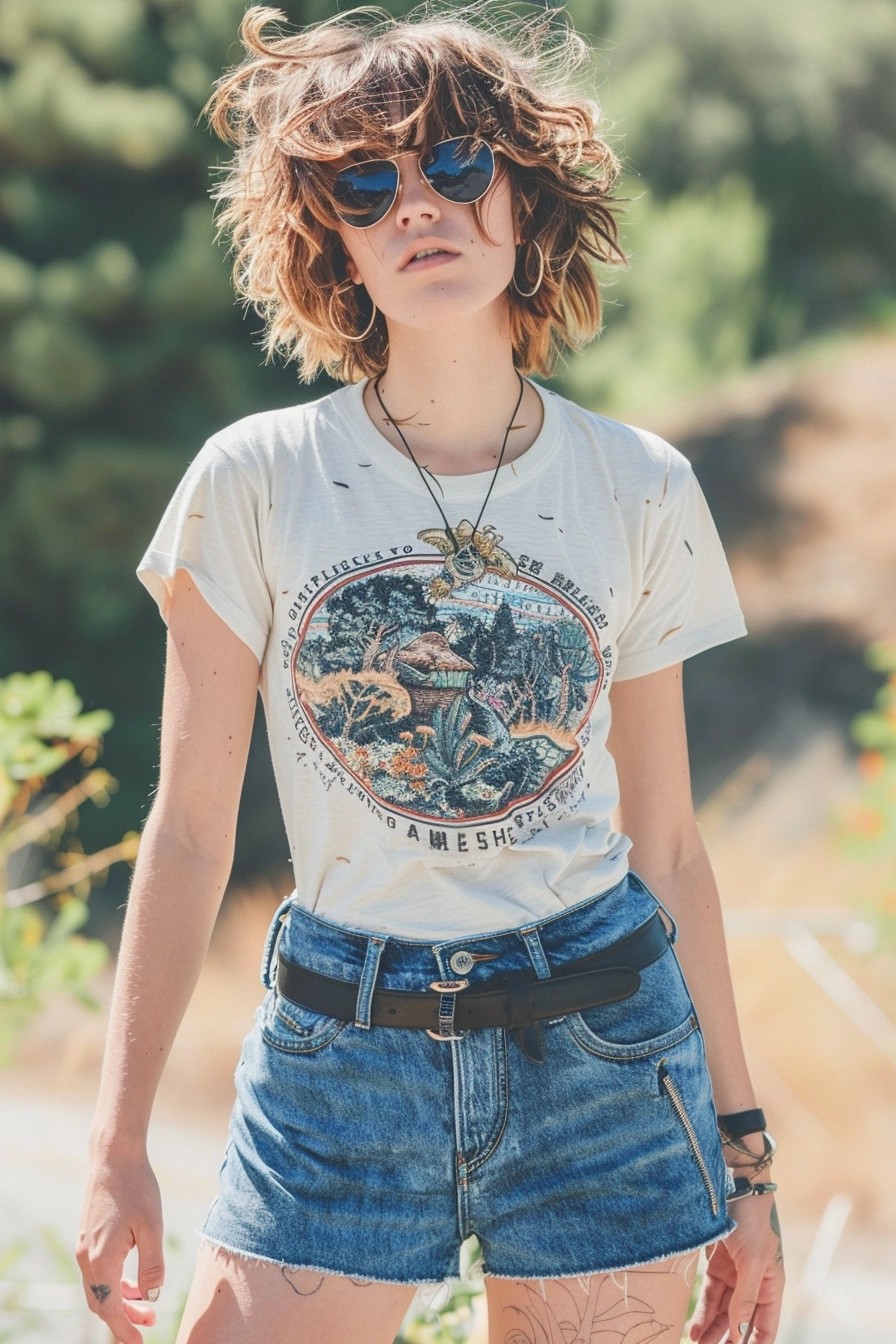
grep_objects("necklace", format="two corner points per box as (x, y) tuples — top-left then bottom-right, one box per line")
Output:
(372, 370), (526, 586)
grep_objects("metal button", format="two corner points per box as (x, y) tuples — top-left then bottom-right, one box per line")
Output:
(449, 949), (475, 974)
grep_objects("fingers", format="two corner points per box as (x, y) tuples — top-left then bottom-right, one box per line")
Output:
(137, 1226), (165, 1304)
(75, 1242), (158, 1344)
(75, 1260), (149, 1344)
(689, 1244), (735, 1344)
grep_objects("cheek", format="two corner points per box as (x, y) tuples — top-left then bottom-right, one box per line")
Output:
(478, 175), (517, 250)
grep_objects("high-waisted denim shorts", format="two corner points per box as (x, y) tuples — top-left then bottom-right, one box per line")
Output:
(201, 870), (735, 1283)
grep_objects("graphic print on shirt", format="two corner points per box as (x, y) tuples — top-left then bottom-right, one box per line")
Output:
(285, 521), (610, 850)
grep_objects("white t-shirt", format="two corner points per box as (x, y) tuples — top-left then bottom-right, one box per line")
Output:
(137, 378), (747, 937)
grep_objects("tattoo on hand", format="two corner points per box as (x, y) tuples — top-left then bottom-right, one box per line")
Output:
(770, 1201), (784, 1266)
(89, 1284), (111, 1304)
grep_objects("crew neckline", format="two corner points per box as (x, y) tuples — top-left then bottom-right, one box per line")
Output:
(333, 375), (562, 500)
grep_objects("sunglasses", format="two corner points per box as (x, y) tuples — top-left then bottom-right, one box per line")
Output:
(331, 135), (496, 230)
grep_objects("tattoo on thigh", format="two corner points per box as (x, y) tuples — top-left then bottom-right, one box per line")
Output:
(499, 1270), (684, 1343)
(281, 1267), (373, 1296)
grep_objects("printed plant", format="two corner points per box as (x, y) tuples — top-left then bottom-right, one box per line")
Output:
(0, 670), (137, 1064)
(423, 698), (501, 789)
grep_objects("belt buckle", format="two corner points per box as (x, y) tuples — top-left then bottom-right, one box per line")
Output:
(426, 978), (469, 1041)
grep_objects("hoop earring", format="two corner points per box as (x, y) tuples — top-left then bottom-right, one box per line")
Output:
(328, 285), (378, 342)
(511, 240), (544, 298)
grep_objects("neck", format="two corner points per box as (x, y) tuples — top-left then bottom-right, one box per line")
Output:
(362, 309), (543, 475)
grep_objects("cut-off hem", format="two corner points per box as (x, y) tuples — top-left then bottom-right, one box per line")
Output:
(479, 1221), (736, 1281)
(198, 1232), (463, 1288)
(199, 1219), (734, 1288)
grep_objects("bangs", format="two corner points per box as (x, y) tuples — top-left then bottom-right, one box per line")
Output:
(288, 27), (510, 160)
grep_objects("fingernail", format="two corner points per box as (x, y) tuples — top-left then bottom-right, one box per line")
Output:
(738, 1326), (749, 1338)
(146, 1287), (160, 1302)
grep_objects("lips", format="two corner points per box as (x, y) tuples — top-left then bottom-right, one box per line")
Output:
(399, 240), (461, 271)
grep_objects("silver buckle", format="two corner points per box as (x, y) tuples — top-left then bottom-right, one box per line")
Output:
(426, 978), (469, 1041)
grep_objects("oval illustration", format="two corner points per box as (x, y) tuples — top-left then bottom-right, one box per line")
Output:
(291, 558), (605, 825)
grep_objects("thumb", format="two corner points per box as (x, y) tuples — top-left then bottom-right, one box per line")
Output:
(137, 1228), (165, 1302)
(728, 1294), (757, 1343)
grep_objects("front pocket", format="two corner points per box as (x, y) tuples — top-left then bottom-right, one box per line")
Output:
(259, 987), (348, 1055)
(566, 1007), (697, 1060)
(658, 1058), (719, 1216)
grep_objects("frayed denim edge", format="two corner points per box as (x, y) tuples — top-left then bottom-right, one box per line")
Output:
(479, 1219), (737, 1280)
(199, 1218), (735, 1287)
(198, 1231), (465, 1288)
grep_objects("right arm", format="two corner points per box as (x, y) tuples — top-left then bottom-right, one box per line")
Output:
(76, 569), (260, 1344)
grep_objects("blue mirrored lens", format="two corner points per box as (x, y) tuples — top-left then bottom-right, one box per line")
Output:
(422, 137), (494, 203)
(333, 160), (398, 226)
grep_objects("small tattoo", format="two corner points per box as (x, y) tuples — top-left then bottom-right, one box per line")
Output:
(89, 1284), (111, 1303)
(281, 1268), (324, 1296)
(770, 1203), (782, 1240)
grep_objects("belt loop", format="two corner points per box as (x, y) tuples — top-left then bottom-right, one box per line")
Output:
(630, 869), (679, 945)
(652, 895), (679, 945)
(354, 935), (387, 1029)
(518, 926), (552, 980)
(261, 893), (297, 988)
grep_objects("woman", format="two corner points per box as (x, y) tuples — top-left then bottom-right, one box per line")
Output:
(77, 6), (784, 1343)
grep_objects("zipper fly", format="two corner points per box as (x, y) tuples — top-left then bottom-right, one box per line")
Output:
(658, 1060), (719, 1216)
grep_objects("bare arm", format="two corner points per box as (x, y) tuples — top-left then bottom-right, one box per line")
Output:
(607, 662), (784, 1344)
(606, 662), (755, 1113)
(77, 570), (260, 1341)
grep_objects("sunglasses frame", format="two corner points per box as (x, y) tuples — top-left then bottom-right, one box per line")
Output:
(331, 135), (498, 230)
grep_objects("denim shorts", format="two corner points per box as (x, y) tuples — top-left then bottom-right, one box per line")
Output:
(201, 869), (735, 1283)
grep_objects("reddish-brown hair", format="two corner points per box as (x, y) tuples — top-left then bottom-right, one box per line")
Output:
(203, 3), (626, 383)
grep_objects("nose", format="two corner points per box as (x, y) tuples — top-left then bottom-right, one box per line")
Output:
(393, 154), (441, 228)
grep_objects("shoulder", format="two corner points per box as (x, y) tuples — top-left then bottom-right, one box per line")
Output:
(546, 387), (694, 495)
(203, 383), (358, 473)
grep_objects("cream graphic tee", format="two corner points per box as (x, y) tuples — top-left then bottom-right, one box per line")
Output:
(137, 379), (747, 937)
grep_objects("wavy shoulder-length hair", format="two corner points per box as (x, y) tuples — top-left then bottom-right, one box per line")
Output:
(203, 2), (626, 384)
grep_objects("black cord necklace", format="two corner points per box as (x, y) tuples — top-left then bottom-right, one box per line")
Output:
(372, 370), (526, 584)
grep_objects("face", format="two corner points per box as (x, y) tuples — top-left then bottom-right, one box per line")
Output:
(334, 138), (520, 332)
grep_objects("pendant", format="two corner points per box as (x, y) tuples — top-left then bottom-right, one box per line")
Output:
(445, 544), (488, 583)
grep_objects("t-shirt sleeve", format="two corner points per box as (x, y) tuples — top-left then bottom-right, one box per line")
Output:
(614, 443), (747, 681)
(136, 437), (272, 663)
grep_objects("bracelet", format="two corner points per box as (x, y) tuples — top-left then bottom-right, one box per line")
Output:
(717, 1108), (767, 1141)
(727, 1175), (778, 1202)
(722, 1129), (777, 1177)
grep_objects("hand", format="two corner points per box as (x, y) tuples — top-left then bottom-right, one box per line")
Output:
(75, 1152), (166, 1344)
(689, 1194), (785, 1344)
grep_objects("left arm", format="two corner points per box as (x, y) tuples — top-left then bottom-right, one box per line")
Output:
(607, 662), (784, 1344)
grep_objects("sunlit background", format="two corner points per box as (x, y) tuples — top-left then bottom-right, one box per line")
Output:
(1, 1), (895, 1340)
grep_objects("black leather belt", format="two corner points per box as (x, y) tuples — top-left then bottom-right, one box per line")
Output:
(275, 911), (670, 1061)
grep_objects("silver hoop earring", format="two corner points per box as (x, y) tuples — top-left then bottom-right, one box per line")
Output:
(328, 285), (378, 342)
(511, 240), (545, 298)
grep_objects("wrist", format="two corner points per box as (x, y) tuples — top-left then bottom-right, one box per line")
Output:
(88, 1119), (149, 1163)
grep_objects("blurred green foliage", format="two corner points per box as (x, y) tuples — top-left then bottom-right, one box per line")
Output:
(831, 640), (896, 947)
(0, 670), (137, 1062)
(1, 0), (895, 903)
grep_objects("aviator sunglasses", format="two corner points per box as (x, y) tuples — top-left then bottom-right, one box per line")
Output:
(331, 135), (497, 229)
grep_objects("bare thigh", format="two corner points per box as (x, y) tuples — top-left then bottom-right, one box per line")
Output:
(485, 1251), (700, 1344)
(174, 1242), (419, 1344)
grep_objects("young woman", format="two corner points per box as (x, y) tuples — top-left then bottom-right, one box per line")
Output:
(77, 6), (785, 1343)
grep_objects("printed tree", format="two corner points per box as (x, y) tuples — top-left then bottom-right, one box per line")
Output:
(311, 575), (437, 676)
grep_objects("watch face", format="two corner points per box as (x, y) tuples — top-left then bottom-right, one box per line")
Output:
(445, 544), (487, 582)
